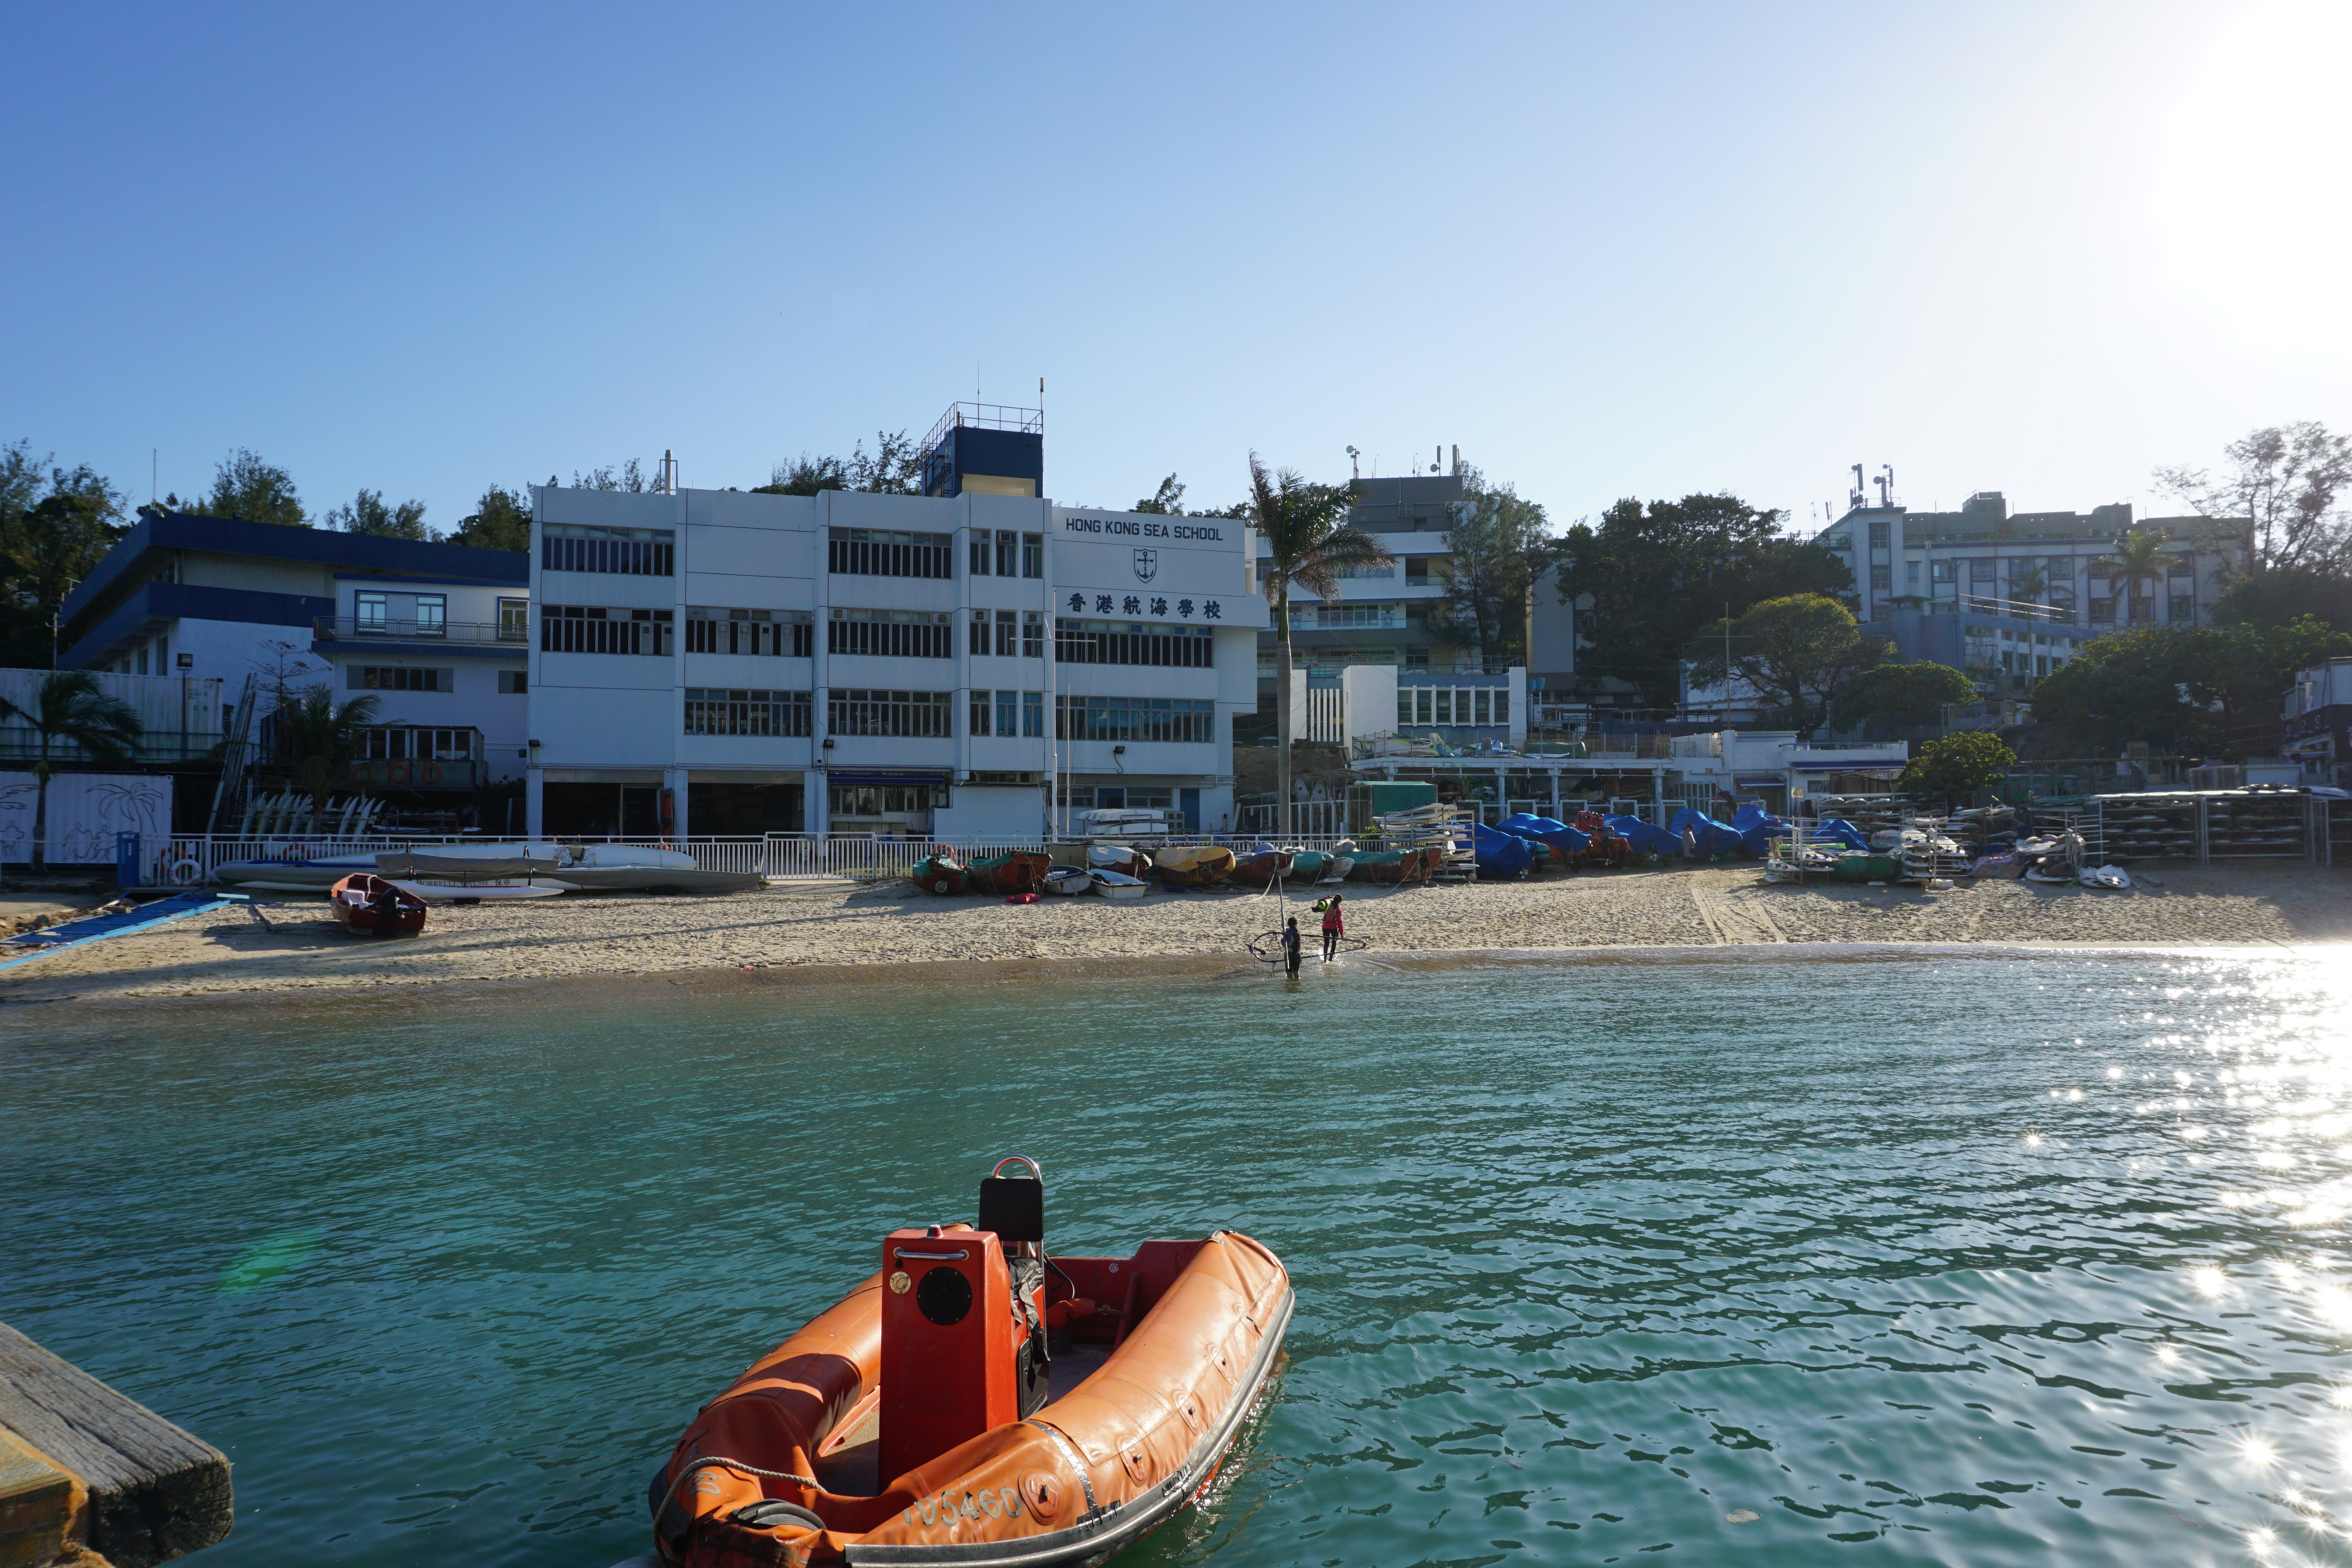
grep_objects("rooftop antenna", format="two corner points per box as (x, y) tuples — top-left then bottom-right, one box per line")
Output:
(656, 450), (679, 494)
(1876, 464), (1893, 509)
(1346, 445), (1360, 480)
(1431, 444), (1441, 475)
(1451, 444), (1460, 477)
(1849, 463), (1865, 510)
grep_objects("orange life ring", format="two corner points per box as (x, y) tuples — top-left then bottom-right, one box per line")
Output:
(388, 763), (411, 784)
(422, 763), (441, 784)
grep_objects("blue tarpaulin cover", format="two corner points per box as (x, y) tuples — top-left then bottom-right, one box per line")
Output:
(1668, 807), (1744, 857)
(1500, 812), (1590, 858)
(1607, 814), (1680, 856)
(1807, 817), (1870, 851)
(1472, 821), (1535, 877)
(1728, 802), (1794, 857)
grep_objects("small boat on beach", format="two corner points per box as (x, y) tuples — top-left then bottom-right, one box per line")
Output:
(328, 873), (427, 936)
(964, 851), (1052, 895)
(378, 850), (570, 903)
(1154, 844), (1236, 887)
(1346, 846), (1437, 884)
(646, 1158), (1292, 1568)
(1085, 843), (1152, 879)
(911, 854), (968, 895)
(1041, 866), (1091, 896)
(1227, 846), (1294, 887)
(1088, 869), (1149, 899)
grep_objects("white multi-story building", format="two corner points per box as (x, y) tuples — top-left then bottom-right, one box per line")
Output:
(308, 574), (532, 790)
(524, 478), (1265, 840)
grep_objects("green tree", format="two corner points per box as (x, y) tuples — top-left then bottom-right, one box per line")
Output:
(1684, 593), (1886, 739)
(0, 443), (127, 667)
(0, 670), (143, 872)
(2156, 421), (2352, 577)
(2187, 617), (2352, 751)
(1424, 468), (1554, 660)
(754, 432), (927, 497)
(1552, 494), (1852, 710)
(1248, 454), (1393, 835)
(573, 459), (648, 492)
(755, 455), (848, 495)
(446, 484), (533, 551)
(323, 488), (432, 540)
(2100, 528), (2172, 617)
(2029, 618), (2352, 755)
(273, 685), (382, 831)
(1828, 661), (1980, 734)
(1134, 475), (1186, 514)
(1900, 731), (2016, 809)
(2211, 564), (2352, 633)
(198, 448), (306, 527)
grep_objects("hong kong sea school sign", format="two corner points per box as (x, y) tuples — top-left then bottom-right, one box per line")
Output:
(1059, 514), (1227, 543)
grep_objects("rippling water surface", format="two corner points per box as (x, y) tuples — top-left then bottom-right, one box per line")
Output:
(10, 948), (2352, 1566)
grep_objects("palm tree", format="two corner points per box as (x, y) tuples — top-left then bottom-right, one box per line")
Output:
(274, 685), (381, 831)
(2106, 529), (2171, 622)
(1247, 454), (1394, 837)
(0, 671), (144, 875)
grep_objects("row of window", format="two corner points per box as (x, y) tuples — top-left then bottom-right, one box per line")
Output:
(358, 727), (480, 761)
(1397, 687), (1510, 727)
(674, 688), (1215, 745)
(541, 603), (1213, 671)
(347, 666), (527, 694)
(970, 530), (1045, 579)
(541, 605), (675, 655)
(828, 527), (955, 580)
(685, 607), (814, 657)
(542, 523), (675, 576)
(2089, 597), (2197, 623)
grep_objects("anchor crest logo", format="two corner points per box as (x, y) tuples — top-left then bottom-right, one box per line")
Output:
(1132, 548), (1158, 583)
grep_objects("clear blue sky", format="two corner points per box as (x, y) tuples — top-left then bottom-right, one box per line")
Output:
(6, 1), (2345, 533)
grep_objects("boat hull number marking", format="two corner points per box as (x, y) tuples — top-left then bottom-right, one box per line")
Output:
(905, 1486), (1023, 1526)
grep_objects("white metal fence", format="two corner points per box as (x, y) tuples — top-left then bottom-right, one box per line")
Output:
(125, 831), (1388, 887)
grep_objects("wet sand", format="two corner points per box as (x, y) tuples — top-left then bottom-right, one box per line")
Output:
(4, 861), (2348, 1007)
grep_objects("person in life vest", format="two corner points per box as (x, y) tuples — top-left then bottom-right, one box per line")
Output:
(1281, 916), (1302, 978)
(1320, 893), (1344, 961)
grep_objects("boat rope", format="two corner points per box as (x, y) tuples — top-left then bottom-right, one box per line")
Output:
(649, 1455), (825, 1549)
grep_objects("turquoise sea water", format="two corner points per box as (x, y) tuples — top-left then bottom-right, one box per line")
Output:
(8, 948), (2352, 1566)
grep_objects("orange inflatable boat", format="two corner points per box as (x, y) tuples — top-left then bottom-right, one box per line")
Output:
(647, 1157), (1292, 1567)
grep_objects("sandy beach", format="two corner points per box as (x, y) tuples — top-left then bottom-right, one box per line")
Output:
(3, 860), (2348, 1005)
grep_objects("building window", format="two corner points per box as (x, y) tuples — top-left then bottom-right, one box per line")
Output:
(686, 607), (812, 657)
(541, 605), (673, 655)
(684, 687), (811, 737)
(2170, 595), (2195, 622)
(541, 523), (674, 576)
(829, 783), (936, 818)
(828, 688), (952, 737)
(1930, 560), (1955, 587)
(498, 598), (530, 640)
(1022, 612), (1044, 658)
(995, 609), (1017, 657)
(2090, 597), (2115, 622)
(828, 526), (953, 579)
(970, 531), (992, 576)
(1868, 521), (1889, 551)
(498, 670), (528, 695)
(994, 530), (1017, 577)
(412, 594), (446, 636)
(829, 608), (953, 658)
(995, 688), (1018, 737)
(352, 666), (454, 692)
(969, 609), (990, 655)
(1054, 695), (1216, 744)
(359, 727), (478, 760)
(2129, 597), (2154, 622)
(1022, 534), (1043, 578)
(1870, 566), (1891, 592)
(1022, 690), (1043, 737)
(357, 592), (388, 632)
(969, 688), (992, 737)
(1053, 619), (1215, 668)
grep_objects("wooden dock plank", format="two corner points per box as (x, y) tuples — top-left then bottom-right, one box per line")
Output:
(0, 1323), (230, 1568)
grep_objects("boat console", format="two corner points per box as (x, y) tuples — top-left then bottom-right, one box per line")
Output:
(877, 1156), (1051, 1479)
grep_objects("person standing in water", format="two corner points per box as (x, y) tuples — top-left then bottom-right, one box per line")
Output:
(1320, 894), (1344, 962)
(1281, 916), (1303, 978)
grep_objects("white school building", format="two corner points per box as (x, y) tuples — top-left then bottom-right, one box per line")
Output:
(524, 480), (1265, 841)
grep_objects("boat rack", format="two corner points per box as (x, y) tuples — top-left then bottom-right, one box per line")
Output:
(2088, 789), (2328, 864)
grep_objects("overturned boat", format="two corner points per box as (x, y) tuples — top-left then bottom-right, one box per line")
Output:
(212, 842), (762, 896)
(1153, 844), (1235, 888)
(911, 854), (969, 896)
(964, 851), (1053, 895)
(648, 1159), (1292, 1567)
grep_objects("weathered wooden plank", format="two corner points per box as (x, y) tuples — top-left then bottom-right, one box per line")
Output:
(0, 1424), (78, 1568)
(0, 1322), (230, 1568)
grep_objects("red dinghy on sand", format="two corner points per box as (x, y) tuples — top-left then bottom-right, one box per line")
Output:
(328, 873), (427, 936)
